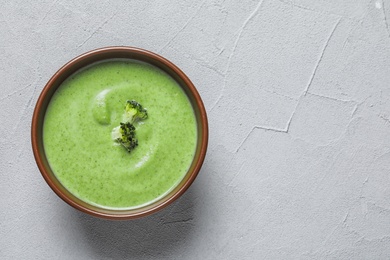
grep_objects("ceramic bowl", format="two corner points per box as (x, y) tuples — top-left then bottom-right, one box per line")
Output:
(31, 46), (208, 219)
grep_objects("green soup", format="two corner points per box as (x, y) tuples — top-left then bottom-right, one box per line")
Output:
(43, 60), (197, 209)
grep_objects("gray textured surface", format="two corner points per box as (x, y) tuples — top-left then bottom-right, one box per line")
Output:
(1, 0), (390, 259)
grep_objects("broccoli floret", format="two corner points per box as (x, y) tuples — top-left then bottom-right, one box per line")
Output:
(123, 100), (148, 123)
(112, 100), (148, 153)
(112, 122), (138, 152)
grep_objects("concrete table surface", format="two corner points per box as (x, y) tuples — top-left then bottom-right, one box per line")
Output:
(1, 0), (390, 259)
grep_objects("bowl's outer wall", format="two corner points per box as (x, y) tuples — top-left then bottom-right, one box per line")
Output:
(31, 47), (208, 220)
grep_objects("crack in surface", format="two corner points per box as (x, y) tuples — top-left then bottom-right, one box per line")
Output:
(235, 92), (303, 153)
(277, 0), (356, 20)
(262, 88), (298, 101)
(197, 61), (224, 77)
(369, 202), (390, 213)
(379, 114), (390, 124)
(206, 85), (223, 114)
(38, 0), (60, 27)
(284, 101), (299, 132)
(210, 92), (223, 112)
(226, 0), (264, 76)
(227, 161), (246, 187)
(342, 20), (361, 54)
(210, 0), (264, 113)
(306, 92), (356, 103)
(235, 88), (359, 153)
(382, 0), (390, 38)
(77, 12), (117, 48)
(304, 17), (342, 95)
(350, 95), (371, 118)
(158, 0), (206, 53)
(169, 45), (225, 77)
(162, 217), (194, 225)
(0, 84), (32, 101)
(311, 210), (352, 255)
(235, 125), (287, 153)
(13, 83), (37, 132)
(351, 103), (359, 117)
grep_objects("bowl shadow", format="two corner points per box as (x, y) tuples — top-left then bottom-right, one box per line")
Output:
(70, 187), (198, 259)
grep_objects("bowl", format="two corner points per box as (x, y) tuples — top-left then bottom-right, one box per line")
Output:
(31, 46), (208, 219)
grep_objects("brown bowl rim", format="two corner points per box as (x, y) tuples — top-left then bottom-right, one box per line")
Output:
(31, 46), (208, 220)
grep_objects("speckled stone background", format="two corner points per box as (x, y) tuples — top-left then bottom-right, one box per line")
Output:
(1, 0), (390, 259)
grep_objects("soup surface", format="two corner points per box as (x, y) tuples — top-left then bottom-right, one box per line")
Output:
(43, 60), (197, 209)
